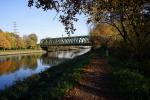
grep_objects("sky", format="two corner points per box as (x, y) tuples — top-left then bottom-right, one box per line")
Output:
(0, 0), (90, 42)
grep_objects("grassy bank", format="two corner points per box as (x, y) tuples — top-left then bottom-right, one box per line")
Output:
(1, 47), (148, 100)
(0, 50), (94, 100)
(0, 50), (45, 56)
(90, 47), (150, 100)
(106, 51), (150, 100)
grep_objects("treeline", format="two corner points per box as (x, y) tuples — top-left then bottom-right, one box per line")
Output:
(0, 29), (38, 50)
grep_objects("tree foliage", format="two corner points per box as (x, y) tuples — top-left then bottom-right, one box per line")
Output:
(90, 23), (119, 48)
(0, 33), (11, 49)
(25, 38), (35, 49)
(28, 0), (150, 57)
(24, 34), (38, 49)
(28, 34), (38, 43)
(28, 0), (149, 32)
(0, 31), (38, 50)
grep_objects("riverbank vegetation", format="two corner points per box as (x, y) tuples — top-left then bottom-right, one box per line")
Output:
(0, 29), (39, 50)
(0, 50), (93, 100)
(90, 22), (150, 99)
(108, 52), (150, 100)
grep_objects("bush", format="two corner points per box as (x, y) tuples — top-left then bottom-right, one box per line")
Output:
(112, 69), (150, 100)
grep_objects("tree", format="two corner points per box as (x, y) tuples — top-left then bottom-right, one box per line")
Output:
(28, 0), (150, 57)
(0, 33), (11, 49)
(25, 38), (36, 49)
(5, 32), (25, 49)
(24, 34), (38, 49)
(0, 29), (39, 50)
(6, 32), (18, 49)
(16, 37), (26, 49)
(4, 32), (15, 49)
(28, 34), (38, 43)
(90, 23), (118, 48)
(28, 0), (149, 33)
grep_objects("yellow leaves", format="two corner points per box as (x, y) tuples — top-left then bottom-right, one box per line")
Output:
(90, 23), (120, 48)
(0, 31), (38, 49)
(0, 33), (11, 49)
(90, 23), (116, 37)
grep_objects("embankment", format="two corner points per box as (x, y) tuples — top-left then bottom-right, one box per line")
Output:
(0, 50), (93, 100)
(0, 50), (45, 56)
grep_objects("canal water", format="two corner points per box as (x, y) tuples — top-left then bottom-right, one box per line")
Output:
(0, 49), (90, 90)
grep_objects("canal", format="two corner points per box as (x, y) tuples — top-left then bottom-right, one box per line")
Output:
(0, 49), (90, 90)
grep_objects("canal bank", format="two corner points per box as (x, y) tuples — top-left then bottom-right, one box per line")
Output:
(0, 50), (45, 56)
(0, 48), (149, 100)
(0, 49), (93, 100)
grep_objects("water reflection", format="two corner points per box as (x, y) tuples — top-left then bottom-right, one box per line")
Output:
(0, 55), (40, 75)
(41, 54), (67, 65)
(0, 48), (90, 90)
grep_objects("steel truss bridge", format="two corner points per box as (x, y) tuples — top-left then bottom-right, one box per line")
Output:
(40, 35), (109, 51)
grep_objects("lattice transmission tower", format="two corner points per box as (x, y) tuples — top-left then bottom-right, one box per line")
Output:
(13, 21), (18, 34)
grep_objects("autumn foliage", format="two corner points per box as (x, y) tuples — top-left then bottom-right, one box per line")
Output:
(0, 29), (38, 50)
(0, 33), (11, 49)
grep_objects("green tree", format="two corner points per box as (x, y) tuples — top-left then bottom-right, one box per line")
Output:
(8, 33), (20, 49)
(25, 34), (38, 49)
(25, 38), (36, 49)
(28, 34), (38, 43)
(16, 37), (26, 49)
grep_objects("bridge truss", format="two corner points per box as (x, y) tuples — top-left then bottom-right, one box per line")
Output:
(40, 36), (91, 47)
(40, 35), (111, 51)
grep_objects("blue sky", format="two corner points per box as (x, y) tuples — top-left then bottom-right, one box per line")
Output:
(0, 0), (89, 42)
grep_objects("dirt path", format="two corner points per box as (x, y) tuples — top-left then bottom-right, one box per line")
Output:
(64, 56), (118, 100)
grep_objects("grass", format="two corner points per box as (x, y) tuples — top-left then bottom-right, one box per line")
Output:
(91, 46), (150, 100)
(106, 52), (150, 100)
(0, 50), (94, 100)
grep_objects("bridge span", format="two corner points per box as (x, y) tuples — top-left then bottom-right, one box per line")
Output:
(40, 36), (91, 51)
(40, 36), (91, 46)
(40, 35), (110, 51)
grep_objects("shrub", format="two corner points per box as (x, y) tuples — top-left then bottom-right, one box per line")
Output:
(112, 69), (150, 100)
